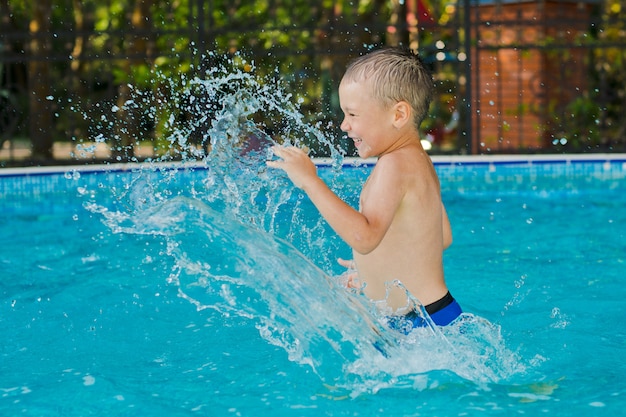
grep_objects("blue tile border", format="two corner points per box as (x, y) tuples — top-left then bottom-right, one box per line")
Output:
(1, 154), (625, 199)
(1, 153), (626, 176)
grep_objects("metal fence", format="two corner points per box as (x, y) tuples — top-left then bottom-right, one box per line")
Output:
(1, 0), (625, 166)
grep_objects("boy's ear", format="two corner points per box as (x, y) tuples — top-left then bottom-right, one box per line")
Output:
(392, 101), (412, 128)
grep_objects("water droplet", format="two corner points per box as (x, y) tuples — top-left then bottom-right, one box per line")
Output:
(83, 375), (96, 386)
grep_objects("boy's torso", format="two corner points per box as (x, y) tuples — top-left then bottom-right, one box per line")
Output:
(355, 145), (448, 311)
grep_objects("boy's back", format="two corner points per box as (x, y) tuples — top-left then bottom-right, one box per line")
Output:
(354, 140), (451, 312)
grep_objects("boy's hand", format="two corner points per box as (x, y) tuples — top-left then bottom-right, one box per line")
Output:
(337, 257), (356, 270)
(337, 258), (362, 290)
(266, 146), (317, 189)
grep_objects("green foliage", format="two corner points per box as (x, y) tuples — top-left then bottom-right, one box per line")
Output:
(558, 96), (601, 149)
(2, 0), (625, 159)
(544, 0), (626, 151)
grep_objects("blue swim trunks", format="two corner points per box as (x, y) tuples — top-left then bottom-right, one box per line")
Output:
(387, 291), (462, 334)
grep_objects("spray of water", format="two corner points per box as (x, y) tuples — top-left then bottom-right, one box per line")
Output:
(77, 53), (526, 394)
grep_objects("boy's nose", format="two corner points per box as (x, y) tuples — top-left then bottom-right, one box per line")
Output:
(340, 118), (349, 132)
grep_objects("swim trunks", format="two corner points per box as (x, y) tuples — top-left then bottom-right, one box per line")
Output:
(387, 291), (462, 334)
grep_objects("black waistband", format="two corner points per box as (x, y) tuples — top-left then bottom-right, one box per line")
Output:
(402, 291), (455, 320)
(420, 291), (455, 315)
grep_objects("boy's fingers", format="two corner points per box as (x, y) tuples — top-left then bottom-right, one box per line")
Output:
(337, 258), (356, 269)
(271, 145), (309, 157)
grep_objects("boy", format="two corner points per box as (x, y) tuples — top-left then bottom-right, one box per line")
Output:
(267, 47), (461, 331)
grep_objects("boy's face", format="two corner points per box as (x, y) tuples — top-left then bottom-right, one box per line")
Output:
(338, 79), (397, 159)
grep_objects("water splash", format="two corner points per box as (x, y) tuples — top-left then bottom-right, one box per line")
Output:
(78, 53), (526, 394)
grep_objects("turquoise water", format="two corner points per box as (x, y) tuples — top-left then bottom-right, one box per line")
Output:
(1, 157), (625, 416)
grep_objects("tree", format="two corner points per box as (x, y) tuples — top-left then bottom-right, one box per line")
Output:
(28, 0), (54, 159)
(112, 0), (154, 161)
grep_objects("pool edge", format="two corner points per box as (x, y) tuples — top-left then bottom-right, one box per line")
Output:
(1, 153), (626, 176)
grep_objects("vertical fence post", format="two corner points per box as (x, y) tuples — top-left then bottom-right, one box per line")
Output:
(462, 0), (473, 154)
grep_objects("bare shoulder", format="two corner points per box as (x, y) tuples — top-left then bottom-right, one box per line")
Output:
(368, 151), (412, 190)
(377, 144), (434, 180)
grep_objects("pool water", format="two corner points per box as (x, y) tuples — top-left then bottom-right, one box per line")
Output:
(1, 156), (624, 416)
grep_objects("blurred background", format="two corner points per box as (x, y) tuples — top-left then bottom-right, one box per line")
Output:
(1, 0), (625, 166)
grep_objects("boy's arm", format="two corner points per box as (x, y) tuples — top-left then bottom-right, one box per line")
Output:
(267, 146), (400, 254)
(442, 203), (453, 250)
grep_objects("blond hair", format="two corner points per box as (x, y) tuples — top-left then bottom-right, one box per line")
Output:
(343, 47), (434, 129)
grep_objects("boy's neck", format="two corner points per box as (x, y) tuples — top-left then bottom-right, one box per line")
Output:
(377, 129), (423, 157)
